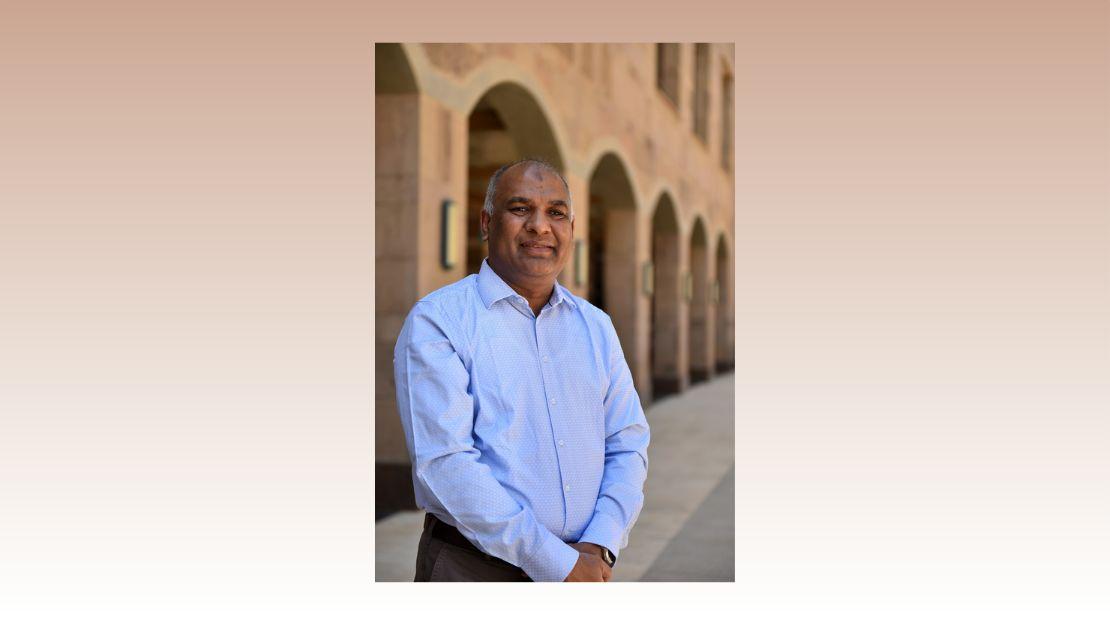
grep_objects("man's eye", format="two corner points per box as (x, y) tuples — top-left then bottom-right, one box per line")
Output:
(548, 210), (566, 219)
(509, 206), (528, 214)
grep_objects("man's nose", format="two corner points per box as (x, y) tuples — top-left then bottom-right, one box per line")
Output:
(524, 209), (551, 234)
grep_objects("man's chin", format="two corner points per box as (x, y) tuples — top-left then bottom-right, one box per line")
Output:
(513, 256), (564, 276)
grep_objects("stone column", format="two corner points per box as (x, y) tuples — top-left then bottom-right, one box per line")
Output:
(675, 229), (690, 393)
(561, 171), (589, 299)
(375, 90), (421, 467)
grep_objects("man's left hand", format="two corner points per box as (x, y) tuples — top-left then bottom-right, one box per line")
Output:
(570, 543), (611, 581)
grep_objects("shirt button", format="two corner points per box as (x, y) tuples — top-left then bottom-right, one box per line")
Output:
(564, 484), (571, 492)
(557, 439), (565, 447)
(542, 355), (550, 363)
(550, 398), (557, 406)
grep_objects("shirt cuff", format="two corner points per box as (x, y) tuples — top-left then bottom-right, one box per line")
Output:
(578, 512), (624, 560)
(521, 531), (581, 582)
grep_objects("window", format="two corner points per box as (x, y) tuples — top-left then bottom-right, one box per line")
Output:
(693, 44), (710, 143)
(720, 70), (733, 170)
(656, 44), (680, 107)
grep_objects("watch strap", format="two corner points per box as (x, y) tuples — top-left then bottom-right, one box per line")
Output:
(601, 547), (616, 567)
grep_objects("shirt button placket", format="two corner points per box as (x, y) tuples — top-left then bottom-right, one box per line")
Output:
(538, 324), (557, 412)
(539, 321), (569, 510)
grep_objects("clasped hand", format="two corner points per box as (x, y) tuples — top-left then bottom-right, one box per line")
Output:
(563, 542), (612, 582)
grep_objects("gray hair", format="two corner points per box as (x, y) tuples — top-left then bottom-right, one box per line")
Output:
(482, 157), (574, 220)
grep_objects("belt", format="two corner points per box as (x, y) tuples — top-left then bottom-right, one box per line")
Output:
(426, 514), (528, 575)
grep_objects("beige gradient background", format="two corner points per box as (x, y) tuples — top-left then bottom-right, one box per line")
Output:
(1, 0), (1107, 620)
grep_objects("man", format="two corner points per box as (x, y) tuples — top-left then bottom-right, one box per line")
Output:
(393, 158), (650, 582)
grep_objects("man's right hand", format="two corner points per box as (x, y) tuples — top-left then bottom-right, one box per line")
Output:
(563, 552), (612, 582)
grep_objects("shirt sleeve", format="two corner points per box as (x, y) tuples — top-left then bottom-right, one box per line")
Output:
(577, 316), (651, 561)
(394, 301), (581, 582)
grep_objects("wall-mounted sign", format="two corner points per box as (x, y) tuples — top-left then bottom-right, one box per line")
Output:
(440, 199), (458, 270)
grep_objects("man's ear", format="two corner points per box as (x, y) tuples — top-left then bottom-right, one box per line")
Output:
(479, 209), (490, 241)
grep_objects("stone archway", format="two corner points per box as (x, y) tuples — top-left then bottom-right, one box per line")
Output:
(715, 234), (733, 372)
(688, 217), (711, 383)
(650, 194), (682, 400)
(466, 82), (565, 275)
(587, 152), (638, 374)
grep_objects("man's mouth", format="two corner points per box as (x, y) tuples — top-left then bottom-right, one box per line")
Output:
(520, 241), (555, 255)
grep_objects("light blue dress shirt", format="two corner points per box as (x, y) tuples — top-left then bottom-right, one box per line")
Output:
(393, 259), (650, 582)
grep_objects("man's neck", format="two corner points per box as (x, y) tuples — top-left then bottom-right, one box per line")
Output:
(487, 260), (555, 315)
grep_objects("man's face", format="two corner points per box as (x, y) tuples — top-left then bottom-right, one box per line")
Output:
(480, 163), (574, 284)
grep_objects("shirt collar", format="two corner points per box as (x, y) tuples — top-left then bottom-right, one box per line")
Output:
(476, 259), (578, 311)
(548, 280), (579, 310)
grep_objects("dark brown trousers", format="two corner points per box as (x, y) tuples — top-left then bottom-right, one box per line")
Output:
(414, 514), (533, 582)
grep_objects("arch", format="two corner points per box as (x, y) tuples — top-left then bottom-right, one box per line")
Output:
(587, 151), (639, 368)
(396, 46), (576, 174)
(581, 138), (644, 208)
(465, 81), (566, 275)
(650, 192), (682, 400)
(458, 60), (575, 172)
(715, 233), (733, 372)
(644, 182), (680, 224)
(376, 43), (418, 94)
(688, 216), (711, 383)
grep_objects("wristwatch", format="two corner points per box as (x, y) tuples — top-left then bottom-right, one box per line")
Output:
(600, 547), (615, 567)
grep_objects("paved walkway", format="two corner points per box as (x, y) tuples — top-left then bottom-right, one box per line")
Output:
(375, 372), (735, 582)
(640, 465), (734, 581)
